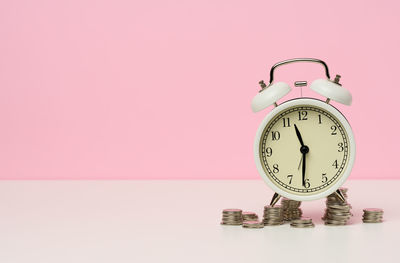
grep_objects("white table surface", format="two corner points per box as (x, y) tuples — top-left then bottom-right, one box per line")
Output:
(0, 180), (398, 263)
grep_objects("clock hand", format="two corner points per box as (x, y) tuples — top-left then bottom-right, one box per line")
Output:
(302, 152), (306, 187)
(294, 124), (304, 147)
(295, 124), (309, 187)
(298, 155), (303, 170)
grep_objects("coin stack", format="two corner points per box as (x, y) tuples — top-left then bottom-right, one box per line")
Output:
(323, 187), (349, 209)
(362, 208), (384, 223)
(323, 188), (352, 226)
(324, 203), (352, 226)
(242, 212), (259, 221)
(242, 220), (264, 229)
(281, 198), (302, 221)
(221, 209), (243, 225)
(263, 205), (284, 226)
(290, 217), (315, 228)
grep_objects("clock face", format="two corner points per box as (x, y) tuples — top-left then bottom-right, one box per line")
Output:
(259, 103), (350, 196)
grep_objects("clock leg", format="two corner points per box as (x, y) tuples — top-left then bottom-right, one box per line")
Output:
(270, 192), (281, 207)
(334, 189), (346, 203)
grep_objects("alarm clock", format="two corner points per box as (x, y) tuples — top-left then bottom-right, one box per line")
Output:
(251, 58), (355, 205)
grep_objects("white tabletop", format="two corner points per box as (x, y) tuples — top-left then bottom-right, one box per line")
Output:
(0, 180), (398, 263)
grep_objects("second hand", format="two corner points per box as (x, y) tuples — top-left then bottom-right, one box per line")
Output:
(298, 155), (303, 170)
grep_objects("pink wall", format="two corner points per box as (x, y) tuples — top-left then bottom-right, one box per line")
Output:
(0, 0), (399, 180)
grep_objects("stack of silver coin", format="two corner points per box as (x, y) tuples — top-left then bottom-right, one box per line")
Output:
(323, 187), (349, 211)
(242, 220), (264, 229)
(242, 211), (259, 221)
(324, 203), (352, 226)
(290, 217), (315, 228)
(323, 188), (352, 226)
(221, 209), (243, 225)
(263, 205), (284, 226)
(362, 208), (384, 223)
(281, 198), (302, 221)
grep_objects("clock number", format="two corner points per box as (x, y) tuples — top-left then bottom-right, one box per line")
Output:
(271, 131), (280, 141)
(273, 164), (279, 174)
(331, 125), (337, 135)
(265, 147), (273, 157)
(338, 142), (344, 152)
(304, 179), (310, 188)
(332, 160), (338, 169)
(287, 174), (293, 184)
(298, 111), (308, 121)
(322, 173), (328, 183)
(282, 118), (291, 127)
(318, 114), (322, 124)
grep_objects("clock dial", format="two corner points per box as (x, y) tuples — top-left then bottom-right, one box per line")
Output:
(259, 105), (350, 196)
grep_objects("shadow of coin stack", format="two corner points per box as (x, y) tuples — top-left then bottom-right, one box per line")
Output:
(322, 187), (353, 226)
(221, 209), (243, 225)
(263, 205), (284, 226)
(281, 198), (302, 221)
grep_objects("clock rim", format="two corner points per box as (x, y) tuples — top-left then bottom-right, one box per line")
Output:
(253, 98), (356, 201)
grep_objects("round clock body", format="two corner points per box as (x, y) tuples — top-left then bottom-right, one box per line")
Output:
(254, 98), (355, 201)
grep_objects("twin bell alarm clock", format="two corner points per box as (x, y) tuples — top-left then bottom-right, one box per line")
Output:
(251, 58), (355, 206)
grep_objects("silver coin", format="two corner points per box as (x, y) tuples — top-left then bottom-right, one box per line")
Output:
(291, 223), (315, 228)
(291, 217), (312, 224)
(243, 220), (264, 228)
(221, 222), (242, 225)
(243, 225), (264, 229)
(363, 208), (383, 213)
(362, 220), (383, 223)
(327, 214), (351, 219)
(264, 222), (284, 226)
(325, 222), (346, 226)
(242, 212), (257, 216)
(363, 215), (383, 219)
(264, 205), (282, 209)
(223, 208), (242, 213)
(325, 219), (347, 224)
(243, 220), (261, 224)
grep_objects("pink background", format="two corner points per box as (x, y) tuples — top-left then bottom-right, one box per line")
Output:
(0, 0), (399, 180)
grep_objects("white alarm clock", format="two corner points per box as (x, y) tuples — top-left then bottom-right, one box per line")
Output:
(251, 58), (355, 205)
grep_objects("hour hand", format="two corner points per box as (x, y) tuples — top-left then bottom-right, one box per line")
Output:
(294, 124), (304, 147)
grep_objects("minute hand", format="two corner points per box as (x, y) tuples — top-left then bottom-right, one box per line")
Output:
(295, 124), (308, 187)
(302, 152), (306, 187)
